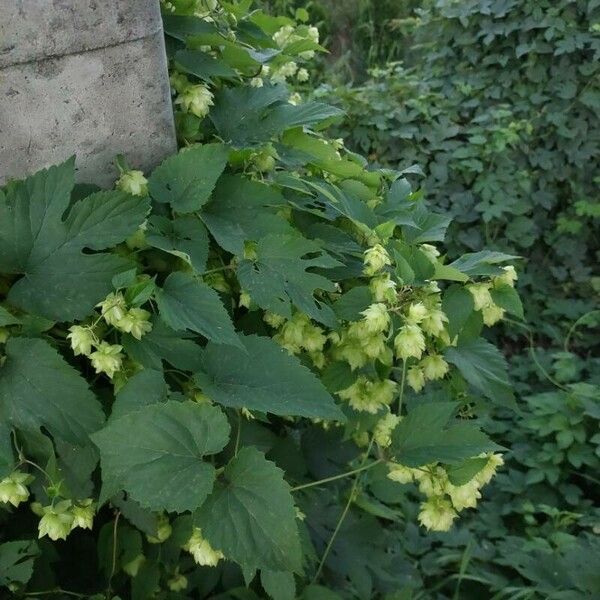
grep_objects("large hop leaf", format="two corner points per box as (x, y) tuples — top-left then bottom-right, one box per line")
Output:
(93, 401), (230, 512)
(210, 84), (343, 148)
(196, 447), (302, 574)
(0, 337), (105, 446)
(0, 159), (149, 321)
(237, 233), (340, 326)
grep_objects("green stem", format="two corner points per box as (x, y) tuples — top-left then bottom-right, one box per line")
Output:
(202, 265), (234, 276)
(563, 309), (600, 352)
(24, 590), (87, 598)
(311, 437), (375, 584)
(397, 359), (407, 415)
(290, 459), (383, 492)
(106, 511), (121, 598)
(234, 410), (242, 456)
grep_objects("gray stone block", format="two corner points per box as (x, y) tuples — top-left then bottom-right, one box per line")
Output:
(0, 0), (162, 68)
(0, 30), (177, 187)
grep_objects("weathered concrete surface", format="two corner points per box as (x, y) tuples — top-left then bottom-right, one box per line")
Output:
(0, 0), (176, 187)
(0, 0), (162, 68)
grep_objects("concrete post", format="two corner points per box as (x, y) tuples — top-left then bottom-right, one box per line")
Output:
(0, 1), (177, 187)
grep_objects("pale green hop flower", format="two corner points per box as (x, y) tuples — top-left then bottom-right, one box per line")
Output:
(373, 412), (401, 447)
(394, 324), (426, 360)
(387, 462), (417, 484)
(89, 342), (124, 379)
(147, 514), (172, 544)
(467, 282), (493, 311)
(407, 366), (426, 392)
(184, 527), (224, 566)
(273, 25), (295, 47)
(71, 499), (95, 530)
(0, 471), (32, 507)
(418, 496), (457, 531)
(168, 571), (188, 592)
(123, 554), (145, 577)
(475, 453), (504, 486)
(406, 302), (428, 324)
(67, 325), (95, 356)
(363, 244), (391, 276)
(420, 354), (449, 380)
(117, 308), (152, 339)
(420, 243), (440, 261)
(445, 480), (481, 511)
(38, 501), (74, 541)
(369, 273), (397, 302)
(116, 170), (148, 197)
(97, 292), (127, 327)
(494, 265), (518, 287)
(360, 303), (390, 333)
(297, 68), (309, 82)
(482, 303), (505, 326)
(263, 311), (286, 329)
(421, 308), (448, 337)
(176, 84), (214, 118)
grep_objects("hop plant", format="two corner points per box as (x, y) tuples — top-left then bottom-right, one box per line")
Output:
(418, 496), (457, 532)
(116, 169), (148, 197)
(175, 84), (214, 118)
(67, 325), (95, 356)
(338, 376), (396, 414)
(0, 471), (32, 507)
(97, 292), (127, 327)
(360, 303), (391, 333)
(116, 307), (152, 339)
(89, 342), (124, 378)
(71, 499), (95, 530)
(363, 244), (391, 275)
(184, 527), (224, 566)
(420, 354), (449, 380)
(147, 514), (172, 544)
(394, 324), (426, 360)
(38, 501), (74, 541)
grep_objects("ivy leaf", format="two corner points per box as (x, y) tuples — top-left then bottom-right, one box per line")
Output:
(0, 159), (148, 320)
(445, 339), (515, 407)
(92, 401), (230, 512)
(196, 447), (302, 573)
(148, 144), (229, 213)
(156, 272), (241, 348)
(146, 215), (209, 272)
(237, 234), (340, 327)
(0, 541), (39, 588)
(200, 174), (295, 255)
(195, 334), (344, 420)
(109, 369), (168, 422)
(390, 402), (500, 466)
(0, 337), (105, 446)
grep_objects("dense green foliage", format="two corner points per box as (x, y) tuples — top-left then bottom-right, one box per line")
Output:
(298, 0), (600, 597)
(0, 2), (523, 599)
(321, 0), (600, 342)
